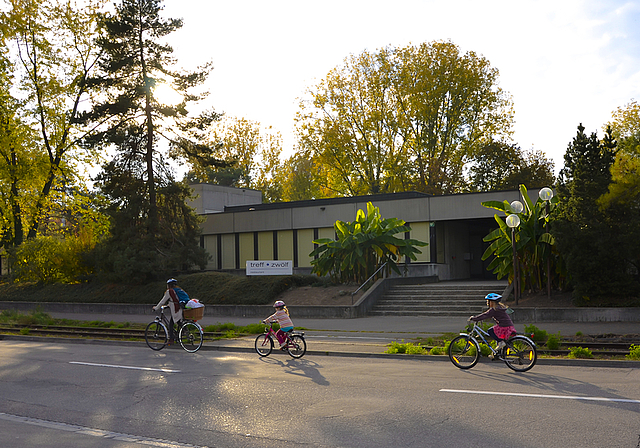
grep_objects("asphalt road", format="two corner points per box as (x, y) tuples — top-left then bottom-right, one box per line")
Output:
(1, 340), (639, 448)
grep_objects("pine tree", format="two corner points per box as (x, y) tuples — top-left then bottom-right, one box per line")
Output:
(553, 124), (638, 303)
(82, 0), (220, 281)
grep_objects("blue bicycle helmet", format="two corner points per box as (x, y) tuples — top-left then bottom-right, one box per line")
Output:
(485, 293), (502, 301)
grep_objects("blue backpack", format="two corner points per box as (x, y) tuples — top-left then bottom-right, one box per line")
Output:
(175, 287), (190, 304)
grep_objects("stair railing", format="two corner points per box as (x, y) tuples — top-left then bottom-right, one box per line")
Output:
(351, 262), (388, 305)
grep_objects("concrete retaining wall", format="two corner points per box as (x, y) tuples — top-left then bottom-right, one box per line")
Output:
(512, 307), (640, 323)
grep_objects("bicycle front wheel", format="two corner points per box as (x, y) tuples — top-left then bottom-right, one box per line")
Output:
(255, 334), (273, 357)
(448, 335), (480, 369)
(504, 336), (537, 372)
(287, 335), (306, 359)
(145, 321), (168, 351)
(178, 322), (203, 353)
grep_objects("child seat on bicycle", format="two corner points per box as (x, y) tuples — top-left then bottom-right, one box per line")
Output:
(469, 293), (516, 351)
(263, 300), (294, 348)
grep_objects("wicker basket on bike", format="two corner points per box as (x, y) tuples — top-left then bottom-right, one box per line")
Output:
(183, 305), (204, 320)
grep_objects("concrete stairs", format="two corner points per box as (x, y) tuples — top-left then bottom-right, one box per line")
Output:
(369, 281), (508, 317)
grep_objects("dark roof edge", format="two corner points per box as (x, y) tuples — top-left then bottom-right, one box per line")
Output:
(222, 191), (432, 213)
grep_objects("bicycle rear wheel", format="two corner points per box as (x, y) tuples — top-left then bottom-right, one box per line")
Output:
(178, 322), (203, 353)
(503, 335), (537, 372)
(255, 334), (273, 357)
(287, 335), (306, 359)
(448, 335), (480, 369)
(145, 321), (168, 351)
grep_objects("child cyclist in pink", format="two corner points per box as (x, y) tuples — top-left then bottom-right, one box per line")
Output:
(263, 300), (294, 349)
(469, 293), (516, 357)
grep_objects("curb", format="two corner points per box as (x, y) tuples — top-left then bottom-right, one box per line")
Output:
(3, 334), (640, 368)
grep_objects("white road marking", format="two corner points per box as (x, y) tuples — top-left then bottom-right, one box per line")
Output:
(440, 389), (640, 404)
(0, 412), (207, 447)
(69, 361), (180, 373)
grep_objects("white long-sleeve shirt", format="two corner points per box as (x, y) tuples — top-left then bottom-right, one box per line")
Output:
(154, 288), (183, 322)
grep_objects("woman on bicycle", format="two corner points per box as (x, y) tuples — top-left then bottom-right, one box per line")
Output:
(469, 293), (516, 353)
(153, 278), (185, 342)
(263, 300), (294, 349)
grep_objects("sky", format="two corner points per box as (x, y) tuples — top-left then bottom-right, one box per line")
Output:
(161, 0), (640, 175)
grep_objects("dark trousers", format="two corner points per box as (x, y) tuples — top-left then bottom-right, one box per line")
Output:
(168, 317), (175, 340)
(488, 327), (502, 342)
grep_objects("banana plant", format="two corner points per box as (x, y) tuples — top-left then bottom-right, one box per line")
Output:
(481, 185), (559, 292)
(310, 202), (427, 283)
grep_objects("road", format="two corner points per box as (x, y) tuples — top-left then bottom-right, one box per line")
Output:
(1, 340), (639, 448)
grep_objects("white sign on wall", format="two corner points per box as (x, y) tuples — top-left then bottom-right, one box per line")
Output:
(246, 260), (293, 276)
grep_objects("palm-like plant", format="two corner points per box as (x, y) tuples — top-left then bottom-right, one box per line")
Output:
(310, 202), (427, 283)
(481, 185), (561, 292)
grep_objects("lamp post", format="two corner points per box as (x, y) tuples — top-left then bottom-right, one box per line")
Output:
(506, 200), (522, 305)
(539, 187), (554, 300)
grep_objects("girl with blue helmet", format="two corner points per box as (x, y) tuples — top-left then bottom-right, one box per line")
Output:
(469, 293), (516, 355)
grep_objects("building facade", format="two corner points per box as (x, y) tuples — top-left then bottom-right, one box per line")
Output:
(190, 184), (537, 281)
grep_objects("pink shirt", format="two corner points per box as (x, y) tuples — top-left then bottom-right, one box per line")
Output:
(266, 309), (293, 329)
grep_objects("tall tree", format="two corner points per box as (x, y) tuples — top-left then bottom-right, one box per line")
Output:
(279, 148), (329, 201)
(553, 124), (638, 303)
(393, 42), (514, 194)
(0, 0), (104, 243)
(296, 41), (514, 197)
(599, 100), (640, 206)
(297, 48), (404, 196)
(84, 0), (221, 226)
(597, 100), (640, 291)
(186, 117), (284, 203)
(0, 51), (32, 250)
(91, 157), (207, 283)
(82, 0), (221, 280)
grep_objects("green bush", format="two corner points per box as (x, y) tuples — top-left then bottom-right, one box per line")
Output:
(12, 233), (96, 284)
(15, 310), (56, 326)
(0, 272), (321, 305)
(385, 340), (427, 355)
(429, 346), (446, 355)
(627, 344), (640, 361)
(524, 324), (549, 344)
(0, 309), (21, 323)
(310, 202), (427, 283)
(568, 346), (593, 359)
(546, 333), (561, 350)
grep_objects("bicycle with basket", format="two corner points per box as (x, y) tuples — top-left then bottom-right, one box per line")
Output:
(145, 304), (204, 353)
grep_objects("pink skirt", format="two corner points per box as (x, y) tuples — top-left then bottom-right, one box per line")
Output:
(493, 325), (516, 340)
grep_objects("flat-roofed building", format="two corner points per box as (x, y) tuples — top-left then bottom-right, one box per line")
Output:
(189, 185), (537, 281)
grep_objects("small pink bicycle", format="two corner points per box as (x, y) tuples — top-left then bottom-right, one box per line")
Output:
(254, 321), (307, 358)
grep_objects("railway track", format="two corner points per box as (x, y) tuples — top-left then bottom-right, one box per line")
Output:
(0, 325), (232, 340)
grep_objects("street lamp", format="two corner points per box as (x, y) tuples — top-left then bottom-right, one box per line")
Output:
(539, 187), (554, 300)
(506, 201), (522, 305)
